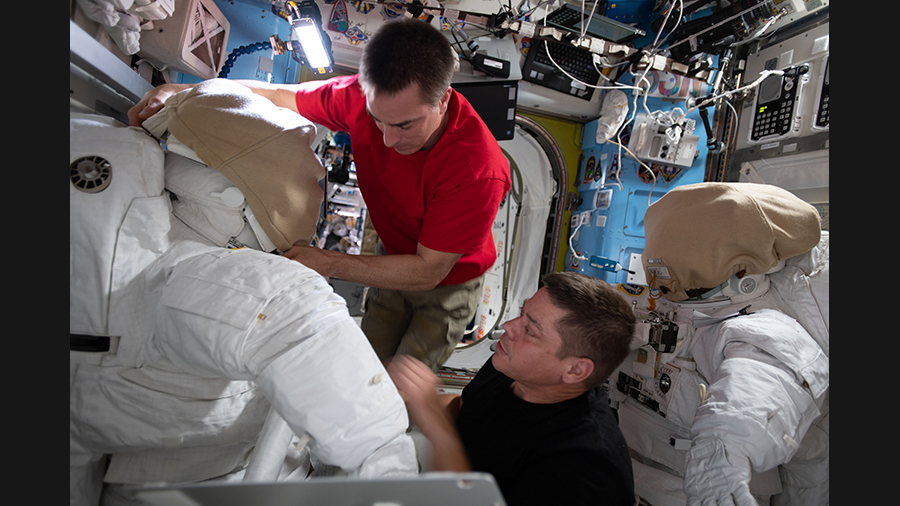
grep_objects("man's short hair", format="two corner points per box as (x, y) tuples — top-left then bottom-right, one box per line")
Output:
(358, 19), (456, 106)
(541, 271), (635, 389)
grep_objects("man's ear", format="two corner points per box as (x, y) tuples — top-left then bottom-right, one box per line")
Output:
(562, 357), (594, 385)
(439, 87), (452, 113)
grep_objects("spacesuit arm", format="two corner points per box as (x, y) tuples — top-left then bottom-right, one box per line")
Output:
(684, 310), (828, 505)
(154, 248), (417, 476)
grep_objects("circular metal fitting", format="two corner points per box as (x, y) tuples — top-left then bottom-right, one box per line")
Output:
(71, 155), (112, 193)
(658, 373), (672, 394)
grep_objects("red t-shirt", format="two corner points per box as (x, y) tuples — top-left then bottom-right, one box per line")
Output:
(294, 75), (511, 286)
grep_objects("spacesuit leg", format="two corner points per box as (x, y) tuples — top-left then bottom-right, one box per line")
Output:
(71, 356), (108, 506)
(70, 451), (107, 506)
(772, 390), (829, 506)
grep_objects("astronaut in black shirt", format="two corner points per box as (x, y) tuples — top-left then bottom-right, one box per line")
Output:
(388, 271), (636, 505)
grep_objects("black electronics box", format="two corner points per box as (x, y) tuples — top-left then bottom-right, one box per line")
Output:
(452, 80), (518, 141)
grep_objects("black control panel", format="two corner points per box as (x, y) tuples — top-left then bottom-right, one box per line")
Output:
(751, 64), (809, 141)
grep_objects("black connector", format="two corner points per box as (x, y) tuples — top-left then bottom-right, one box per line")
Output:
(473, 54), (511, 78)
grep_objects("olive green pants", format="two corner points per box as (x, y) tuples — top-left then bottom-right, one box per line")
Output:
(361, 275), (483, 370)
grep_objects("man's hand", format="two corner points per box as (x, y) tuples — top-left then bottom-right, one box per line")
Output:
(387, 356), (471, 472)
(283, 244), (335, 277)
(387, 355), (442, 426)
(127, 83), (193, 127)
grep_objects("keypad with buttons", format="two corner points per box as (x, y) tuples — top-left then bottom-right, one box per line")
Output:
(752, 98), (793, 139)
(751, 75), (797, 141)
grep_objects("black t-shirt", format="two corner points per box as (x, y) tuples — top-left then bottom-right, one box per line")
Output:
(456, 358), (634, 506)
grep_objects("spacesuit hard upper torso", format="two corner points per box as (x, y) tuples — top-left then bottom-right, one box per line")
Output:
(69, 113), (417, 506)
(610, 233), (829, 506)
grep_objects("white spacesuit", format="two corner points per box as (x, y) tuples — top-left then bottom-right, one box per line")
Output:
(609, 183), (828, 506)
(70, 80), (417, 506)
(74, 0), (174, 55)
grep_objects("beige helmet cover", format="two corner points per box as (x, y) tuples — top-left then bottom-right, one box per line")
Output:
(165, 79), (325, 252)
(642, 182), (821, 302)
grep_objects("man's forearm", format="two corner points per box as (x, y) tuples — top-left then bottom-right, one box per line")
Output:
(285, 244), (459, 292)
(230, 80), (305, 112)
(427, 428), (473, 472)
(416, 394), (471, 472)
(129, 79), (307, 126)
(162, 80), (303, 111)
(316, 249), (443, 291)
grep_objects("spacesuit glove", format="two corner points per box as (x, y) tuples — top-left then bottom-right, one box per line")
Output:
(684, 438), (757, 506)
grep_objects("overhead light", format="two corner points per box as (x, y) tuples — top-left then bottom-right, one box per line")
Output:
(291, 17), (333, 73)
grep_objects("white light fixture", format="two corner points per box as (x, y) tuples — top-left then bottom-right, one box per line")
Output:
(292, 18), (333, 73)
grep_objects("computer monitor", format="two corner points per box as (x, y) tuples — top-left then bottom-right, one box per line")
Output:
(452, 80), (518, 141)
(544, 3), (645, 43)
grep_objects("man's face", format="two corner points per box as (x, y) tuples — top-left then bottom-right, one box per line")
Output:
(365, 83), (450, 155)
(492, 288), (571, 386)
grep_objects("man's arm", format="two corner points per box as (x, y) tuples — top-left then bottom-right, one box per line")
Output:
(388, 356), (471, 472)
(283, 242), (460, 292)
(127, 80), (305, 127)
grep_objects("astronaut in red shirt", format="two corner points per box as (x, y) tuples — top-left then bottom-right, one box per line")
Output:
(129, 19), (511, 369)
